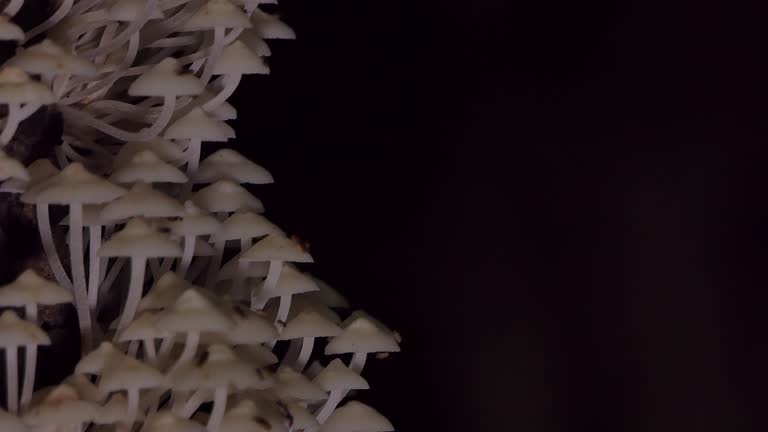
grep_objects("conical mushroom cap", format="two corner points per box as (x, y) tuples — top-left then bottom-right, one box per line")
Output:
(217, 253), (269, 280)
(58, 204), (114, 227)
(214, 211), (281, 242)
(320, 401), (394, 432)
(313, 359), (369, 392)
(193, 149), (273, 185)
(99, 218), (182, 258)
(224, 305), (278, 344)
(0, 310), (50, 346)
(114, 140), (186, 168)
(0, 16), (23, 41)
(169, 201), (221, 237)
(144, 411), (207, 432)
(181, 0), (252, 30)
(0, 150), (28, 182)
(240, 234), (313, 263)
(164, 108), (234, 141)
(155, 288), (234, 333)
(239, 30), (272, 56)
(32, 162), (126, 205)
(93, 393), (144, 424)
(117, 311), (171, 341)
(220, 399), (287, 432)
(100, 183), (184, 221)
(279, 309), (342, 340)
(170, 344), (273, 391)
(325, 317), (400, 355)
(213, 41), (269, 76)
(110, 150), (188, 184)
(0, 408), (26, 432)
(251, 10), (296, 40)
(272, 366), (327, 402)
(8, 39), (97, 77)
(138, 272), (190, 312)
(23, 384), (98, 426)
(254, 265), (319, 302)
(233, 344), (278, 368)
(0, 67), (54, 105)
(108, 0), (165, 21)
(0, 269), (72, 307)
(63, 374), (105, 403)
(191, 180), (264, 213)
(2, 158), (57, 194)
(129, 58), (204, 97)
(75, 342), (123, 375)
(99, 356), (166, 392)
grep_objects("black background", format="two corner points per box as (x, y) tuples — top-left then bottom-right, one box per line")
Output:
(232, 0), (768, 431)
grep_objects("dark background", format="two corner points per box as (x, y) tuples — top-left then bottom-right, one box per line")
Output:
(232, 0), (768, 431)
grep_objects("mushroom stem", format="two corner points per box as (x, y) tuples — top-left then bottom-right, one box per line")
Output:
(201, 74), (241, 111)
(5, 346), (17, 413)
(82, 0), (157, 58)
(266, 293), (292, 349)
(205, 238), (225, 289)
(137, 95), (176, 139)
(0, 103), (21, 145)
(69, 204), (94, 352)
(349, 352), (368, 374)
(126, 388), (139, 425)
(142, 337), (157, 364)
(252, 260), (283, 310)
(2, 0), (23, 16)
(314, 389), (344, 424)
(88, 225), (102, 309)
(169, 331), (199, 372)
(97, 257), (127, 316)
(176, 234), (196, 277)
(294, 336), (315, 371)
(25, 0), (74, 40)
(20, 305), (37, 409)
(36, 205), (73, 291)
(206, 386), (227, 432)
(180, 138), (201, 199)
(115, 256), (148, 332)
(157, 333), (175, 366)
(178, 389), (208, 418)
(232, 237), (252, 298)
(200, 26), (225, 85)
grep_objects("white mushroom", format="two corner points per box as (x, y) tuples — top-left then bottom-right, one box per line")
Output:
(0, 311), (50, 413)
(319, 401), (394, 432)
(0, 67), (55, 145)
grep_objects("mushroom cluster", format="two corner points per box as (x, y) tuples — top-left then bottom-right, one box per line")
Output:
(0, 1), (398, 431)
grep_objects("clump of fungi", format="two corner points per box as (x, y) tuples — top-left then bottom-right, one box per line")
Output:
(0, 1), (399, 431)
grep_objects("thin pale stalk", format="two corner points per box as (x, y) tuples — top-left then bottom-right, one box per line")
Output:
(36, 205), (73, 291)
(206, 387), (227, 431)
(115, 256), (147, 332)
(20, 304), (37, 409)
(5, 347), (17, 413)
(88, 225), (102, 309)
(176, 234), (196, 277)
(70, 204), (93, 352)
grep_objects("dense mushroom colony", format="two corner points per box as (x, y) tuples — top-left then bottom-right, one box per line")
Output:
(0, 1), (399, 431)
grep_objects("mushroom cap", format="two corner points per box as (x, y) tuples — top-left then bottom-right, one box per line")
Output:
(193, 149), (273, 185)
(8, 39), (97, 77)
(63, 374), (105, 403)
(144, 411), (207, 432)
(98, 356), (166, 392)
(0, 408), (27, 432)
(164, 107), (235, 141)
(285, 401), (319, 432)
(108, 0), (165, 21)
(203, 94), (237, 120)
(110, 150), (188, 184)
(0, 310), (50, 346)
(240, 234), (313, 263)
(325, 316), (401, 355)
(320, 401), (394, 432)
(114, 140), (186, 168)
(99, 218), (182, 258)
(239, 30), (272, 57)
(272, 366), (327, 402)
(170, 344), (273, 391)
(99, 183), (184, 221)
(222, 305), (278, 344)
(93, 393), (144, 424)
(313, 359), (369, 392)
(213, 41), (270, 76)
(0, 269), (72, 307)
(181, 0), (253, 31)
(251, 10), (296, 40)
(0, 150), (29, 183)
(304, 276), (351, 309)
(169, 201), (221, 237)
(155, 288), (234, 333)
(117, 311), (171, 341)
(1, 158), (58, 194)
(0, 67), (54, 105)
(214, 211), (281, 242)
(129, 58), (204, 97)
(138, 272), (190, 312)
(217, 254), (269, 280)
(233, 344), (278, 368)
(279, 309), (342, 340)
(31, 162), (126, 205)
(220, 399), (288, 432)
(191, 180), (264, 213)
(58, 204), (115, 227)
(0, 16), (23, 41)
(75, 342), (123, 375)
(253, 265), (319, 302)
(23, 384), (98, 426)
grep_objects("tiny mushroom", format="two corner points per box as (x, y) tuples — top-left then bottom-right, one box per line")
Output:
(168, 201), (221, 278)
(193, 148), (273, 185)
(0, 311), (50, 413)
(279, 307), (342, 371)
(0, 67), (55, 145)
(319, 401), (394, 432)
(312, 359), (370, 423)
(164, 107), (234, 179)
(22, 384), (98, 432)
(109, 150), (189, 185)
(325, 315), (401, 374)
(98, 355), (166, 425)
